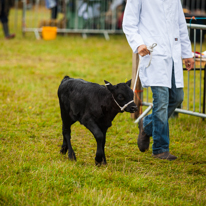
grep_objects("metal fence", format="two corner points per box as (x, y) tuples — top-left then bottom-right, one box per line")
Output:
(20, 0), (125, 40)
(134, 23), (206, 123)
(11, 1), (205, 40)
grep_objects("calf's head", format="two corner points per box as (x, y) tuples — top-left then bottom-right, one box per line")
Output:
(104, 79), (138, 113)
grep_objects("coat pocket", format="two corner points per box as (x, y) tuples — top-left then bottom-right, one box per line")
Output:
(145, 36), (167, 56)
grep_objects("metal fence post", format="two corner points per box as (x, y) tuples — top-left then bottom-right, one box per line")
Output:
(203, 64), (206, 120)
(22, 0), (26, 37)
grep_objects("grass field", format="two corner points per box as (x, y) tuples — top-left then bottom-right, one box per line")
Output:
(0, 14), (206, 205)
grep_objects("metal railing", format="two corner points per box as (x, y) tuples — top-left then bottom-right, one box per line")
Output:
(11, 1), (206, 38)
(13, 1), (205, 40)
(20, 0), (125, 40)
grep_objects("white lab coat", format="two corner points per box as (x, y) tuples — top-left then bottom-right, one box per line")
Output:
(122, 0), (193, 88)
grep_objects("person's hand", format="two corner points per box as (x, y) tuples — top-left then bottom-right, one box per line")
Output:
(138, 45), (150, 57)
(184, 58), (194, 71)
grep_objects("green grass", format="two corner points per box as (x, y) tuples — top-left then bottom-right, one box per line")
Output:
(0, 9), (206, 206)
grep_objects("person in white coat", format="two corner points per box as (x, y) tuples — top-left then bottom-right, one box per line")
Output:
(123, 0), (194, 160)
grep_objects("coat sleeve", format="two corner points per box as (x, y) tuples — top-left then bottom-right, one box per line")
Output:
(122, 0), (144, 53)
(178, 0), (193, 59)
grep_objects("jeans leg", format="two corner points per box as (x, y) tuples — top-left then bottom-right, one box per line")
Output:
(143, 114), (153, 136)
(168, 68), (184, 118)
(143, 67), (184, 136)
(143, 66), (184, 154)
(151, 87), (170, 154)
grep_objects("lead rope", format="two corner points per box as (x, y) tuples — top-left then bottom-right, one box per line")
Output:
(133, 43), (157, 92)
(132, 43), (157, 123)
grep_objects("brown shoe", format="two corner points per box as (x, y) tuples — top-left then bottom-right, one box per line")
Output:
(5, 34), (15, 40)
(152, 152), (177, 161)
(138, 118), (150, 152)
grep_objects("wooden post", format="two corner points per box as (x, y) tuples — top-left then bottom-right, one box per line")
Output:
(131, 53), (142, 119)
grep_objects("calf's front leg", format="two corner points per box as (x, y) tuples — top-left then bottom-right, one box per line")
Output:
(83, 118), (106, 165)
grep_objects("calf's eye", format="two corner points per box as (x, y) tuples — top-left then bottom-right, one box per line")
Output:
(118, 94), (124, 101)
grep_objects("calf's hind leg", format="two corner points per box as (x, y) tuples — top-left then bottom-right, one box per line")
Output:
(62, 125), (76, 161)
(59, 105), (76, 160)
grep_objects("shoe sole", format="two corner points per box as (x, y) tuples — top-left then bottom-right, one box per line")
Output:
(152, 154), (177, 161)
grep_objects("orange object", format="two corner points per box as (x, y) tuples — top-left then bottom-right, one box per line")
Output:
(42, 26), (57, 40)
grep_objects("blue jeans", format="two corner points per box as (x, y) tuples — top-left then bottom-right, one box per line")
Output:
(143, 67), (184, 155)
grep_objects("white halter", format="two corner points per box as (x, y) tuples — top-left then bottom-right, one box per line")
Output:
(105, 83), (134, 112)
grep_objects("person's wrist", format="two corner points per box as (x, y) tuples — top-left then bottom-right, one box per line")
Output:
(137, 44), (145, 53)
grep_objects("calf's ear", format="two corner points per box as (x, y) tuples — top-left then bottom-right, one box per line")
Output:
(126, 79), (132, 87)
(104, 80), (114, 91)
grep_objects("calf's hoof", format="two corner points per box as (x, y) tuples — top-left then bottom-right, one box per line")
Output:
(69, 152), (76, 161)
(102, 160), (107, 165)
(95, 159), (102, 167)
(60, 146), (68, 154)
(95, 157), (106, 166)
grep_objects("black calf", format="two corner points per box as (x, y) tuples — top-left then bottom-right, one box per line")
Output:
(57, 76), (138, 165)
